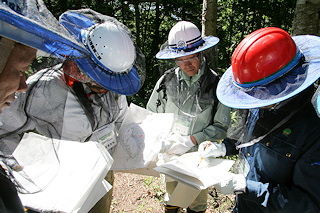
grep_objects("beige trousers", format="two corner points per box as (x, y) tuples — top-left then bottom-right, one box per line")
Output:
(89, 170), (114, 213)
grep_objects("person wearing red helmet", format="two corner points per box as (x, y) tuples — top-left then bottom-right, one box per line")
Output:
(214, 27), (320, 212)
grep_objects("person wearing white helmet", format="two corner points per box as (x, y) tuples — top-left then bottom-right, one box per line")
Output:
(0, 8), (145, 213)
(0, 0), (89, 212)
(147, 21), (231, 213)
(214, 27), (320, 212)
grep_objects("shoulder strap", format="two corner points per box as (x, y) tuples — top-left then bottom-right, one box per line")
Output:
(199, 66), (220, 113)
(237, 103), (308, 149)
(155, 68), (175, 108)
(72, 81), (96, 130)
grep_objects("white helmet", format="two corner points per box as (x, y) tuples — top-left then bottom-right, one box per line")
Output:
(60, 9), (146, 95)
(84, 21), (136, 73)
(156, 21), (219, 59)
(168, 21), (203, 50)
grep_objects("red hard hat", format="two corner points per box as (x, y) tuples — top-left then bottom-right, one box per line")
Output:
(231, 27), (297, 87)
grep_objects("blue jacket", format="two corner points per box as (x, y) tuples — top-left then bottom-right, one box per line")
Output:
(225, 88), (320, 213)
(0, 167), (25, 213)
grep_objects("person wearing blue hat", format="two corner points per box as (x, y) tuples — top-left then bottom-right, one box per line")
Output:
(213, 27), (320, 212)
(0, 0), (91, 212)
(147, 21), (231, 213)
(0, 8), (146, 213)
(0, 37), (36, 213)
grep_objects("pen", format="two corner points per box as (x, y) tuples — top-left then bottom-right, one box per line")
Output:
(197, 142), (212, 167)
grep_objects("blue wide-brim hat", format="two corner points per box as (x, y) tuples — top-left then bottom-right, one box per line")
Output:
(217, 35), (320, 109)
(59, 9), (145, 96)
(0, 0), (88, 58)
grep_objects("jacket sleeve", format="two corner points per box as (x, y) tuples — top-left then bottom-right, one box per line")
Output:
(0, 91), (36, 154)
(0, 70), (67, 154)
(115, 95), (128, 129)
(242, 138), (320, 212)
(193, 102), (231, 143)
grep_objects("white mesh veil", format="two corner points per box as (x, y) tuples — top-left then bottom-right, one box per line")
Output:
(0, 0), (90, 199)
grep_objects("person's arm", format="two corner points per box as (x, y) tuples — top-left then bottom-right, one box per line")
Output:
(114, 95), (128, 129)
(0, 91), (35, 154)
(242, 139), (320, 212)
(0, 70), (67, 154)
(193, 103), (231, 144)
(222, 138), (238, 156)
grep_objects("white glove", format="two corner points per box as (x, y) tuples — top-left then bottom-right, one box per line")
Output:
(166, 132), (195, 155)
(198, 141), (226, 158)
(159, 139), (174, 153)
(214, 174), (246, 195)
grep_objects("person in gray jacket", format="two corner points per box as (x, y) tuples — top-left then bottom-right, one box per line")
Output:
(0, 0), (89, 212)
(147, 21), (230, 213)
(0, 9), (145, 213)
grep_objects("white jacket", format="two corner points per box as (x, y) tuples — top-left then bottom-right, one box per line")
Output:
(0, 66), (127, 154)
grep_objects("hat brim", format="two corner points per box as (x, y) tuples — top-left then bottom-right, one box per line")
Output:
(60, 10), (143, 95)
(312, 86), (320, 117)
(156, 36), (219, 59)
(217, 35), (320, 109)
(0, 4), (88, 58)
(75, 57), (140, 95)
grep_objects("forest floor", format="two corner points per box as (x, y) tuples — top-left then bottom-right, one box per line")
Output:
(110, 172), (235, 213)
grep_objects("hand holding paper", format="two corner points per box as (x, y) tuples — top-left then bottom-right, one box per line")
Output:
(198, 141), (226, 158)
(214, 173), (246, 195)
(166, 132), (195, 155)
(154, 152), (235, 190)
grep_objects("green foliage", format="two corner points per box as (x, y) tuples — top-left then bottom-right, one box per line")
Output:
(216, 0), (297, 72)
(35, 0), (297, 106)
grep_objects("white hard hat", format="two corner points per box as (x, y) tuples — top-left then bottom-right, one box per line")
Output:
(84, 22), (135, 73)
(156, 21), (219, 59)
(60, 9), (146, 95)
(168, 21), (203, 49)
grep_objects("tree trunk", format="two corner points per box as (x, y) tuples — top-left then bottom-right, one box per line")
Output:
(202, 0), (218, 70)
(134, 2), (141, 47)
(292, 0), (320, 35)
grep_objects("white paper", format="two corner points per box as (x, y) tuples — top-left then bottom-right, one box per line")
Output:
(12, 132), (113, 213)
(154, 152), (235, 190)
(111, 103), (174, 171)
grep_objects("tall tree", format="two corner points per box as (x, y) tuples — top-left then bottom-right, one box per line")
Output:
(292, 0), (320, 35)
(202, 0), (218, 70)
(37, 0), (297, 106)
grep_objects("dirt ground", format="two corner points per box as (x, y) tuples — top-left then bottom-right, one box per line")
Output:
(111, 172), (235, 213)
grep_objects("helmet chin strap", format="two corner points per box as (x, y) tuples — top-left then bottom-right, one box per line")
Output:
(85, 82), (107, 93)
(0, 37), (15, 74)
